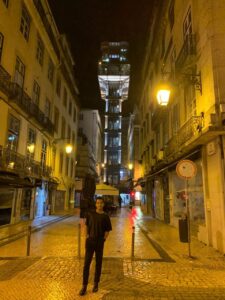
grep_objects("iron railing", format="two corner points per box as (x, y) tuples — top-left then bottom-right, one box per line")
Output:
(0, 147), (52, 178)
(165, 116), (202, 157)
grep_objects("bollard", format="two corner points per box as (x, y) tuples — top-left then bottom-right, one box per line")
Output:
(78, 223), (81, 259)
(26, 225), (32, 256)
(131, 226), (135, 259)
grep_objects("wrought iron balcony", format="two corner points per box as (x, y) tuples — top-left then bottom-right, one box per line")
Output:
(0, 65), (11, 96)
(0, 147), (52, 178)
(175, 34), (197, 72)
(8, 83), (54, 136)
(165, 116), (203, 157)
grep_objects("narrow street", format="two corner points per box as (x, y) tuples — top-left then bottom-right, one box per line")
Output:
(0, 208), (225, 299)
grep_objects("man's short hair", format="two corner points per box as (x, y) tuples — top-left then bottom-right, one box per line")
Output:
(96, 196), (104, 203)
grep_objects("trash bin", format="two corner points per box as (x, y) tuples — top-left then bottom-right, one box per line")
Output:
(178, 218), (188, 243)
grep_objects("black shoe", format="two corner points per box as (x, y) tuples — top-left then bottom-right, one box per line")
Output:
(92, 284), (98, 293)
(79, 286), (87, 296)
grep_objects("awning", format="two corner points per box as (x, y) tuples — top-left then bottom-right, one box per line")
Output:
(95, 183), (119, 196)
(0, 171), (35, 188)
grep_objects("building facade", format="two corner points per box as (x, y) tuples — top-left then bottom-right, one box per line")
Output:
(98, 41), (130, 186)
(0, 0), (79, 225)
(137, 0), (225, 253)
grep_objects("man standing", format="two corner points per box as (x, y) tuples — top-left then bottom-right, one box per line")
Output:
(79, 197), (112, 296)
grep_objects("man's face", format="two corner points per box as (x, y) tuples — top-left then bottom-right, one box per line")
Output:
(96, 199), (104, 211)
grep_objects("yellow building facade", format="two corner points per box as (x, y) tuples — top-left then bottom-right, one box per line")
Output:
(0, 0), (79, 225)
(138, 0), (225, 253)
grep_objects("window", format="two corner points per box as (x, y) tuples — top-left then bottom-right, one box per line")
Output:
(14, 56), (25, 87)
(20, 5), (31, 41)
(67, 125), (71, 140)
(73, 107), (77, 122)
(59, 152), (64, 174)
(68, 101), (72, 115)
(56, 76), (61, 97)
(27, 128), (36, 158)
(32, 80), (40, 105)
(52, 146), (56, 171)
(184, 84), (196, 119)
(2, 0), (9, 7)
(65, 157), (69, 176)
(54, 106), (59, 133)
(47, 57), (54, 83)
(36, 35), (44, 66)
(70, 159), (74, 178)
(183, 7), (192, 40)
(72, 131), (75, 146)
(63, 88), (67, 107)
(0, 33), (4, 62)
(44, 98), (51, 118)
(41, 139), (47, 167)
(7, 114), (20, 151)
(168, 0), (175, 30)
(61, 117), (66, 138)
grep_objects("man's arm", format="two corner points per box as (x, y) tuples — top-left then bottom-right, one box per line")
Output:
(84, 224), (89, 238)
(104, 231), (110, 241)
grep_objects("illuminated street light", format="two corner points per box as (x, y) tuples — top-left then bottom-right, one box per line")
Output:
(65, 144), (73, 154)
(54, 138), (73, 154)
(128, 163), (133, 170)
(156, 88), (170, 106)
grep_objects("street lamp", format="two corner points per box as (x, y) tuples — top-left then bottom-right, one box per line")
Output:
(53, 138), (73, 154)
(156, 88), (171, 106)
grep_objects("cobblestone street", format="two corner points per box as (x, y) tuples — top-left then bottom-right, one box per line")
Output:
(0, 208), (225, 299)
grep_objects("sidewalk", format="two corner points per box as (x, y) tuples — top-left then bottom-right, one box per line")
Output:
(0, 208), (225, 299)
(0, 209), (79, 247)
(135, 207), (225, 265)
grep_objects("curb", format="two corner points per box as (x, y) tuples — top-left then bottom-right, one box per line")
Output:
(0, 214), (72, 247)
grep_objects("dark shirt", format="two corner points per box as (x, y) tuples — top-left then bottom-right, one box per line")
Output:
(86, 211), (112, 239)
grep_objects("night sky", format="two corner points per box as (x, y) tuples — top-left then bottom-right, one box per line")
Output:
(48, 0), (154, 114)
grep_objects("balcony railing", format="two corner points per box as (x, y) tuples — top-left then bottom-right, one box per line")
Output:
(175, 34), (196, 71)
(165, 116), (202, 157)
(6, 82), (54, 136)
(0, 147), (52, 178)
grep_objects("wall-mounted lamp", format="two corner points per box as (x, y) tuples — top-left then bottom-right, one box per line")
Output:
(54, 138), (73, 154)
(156, 68), (202, 106)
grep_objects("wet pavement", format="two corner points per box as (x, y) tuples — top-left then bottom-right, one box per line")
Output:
(0, 207), (225, 299)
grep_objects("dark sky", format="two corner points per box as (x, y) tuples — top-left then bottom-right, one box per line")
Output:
(48, 0), (154, 114)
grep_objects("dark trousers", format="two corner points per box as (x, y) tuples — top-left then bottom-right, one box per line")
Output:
(83, 237), (104, 285)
